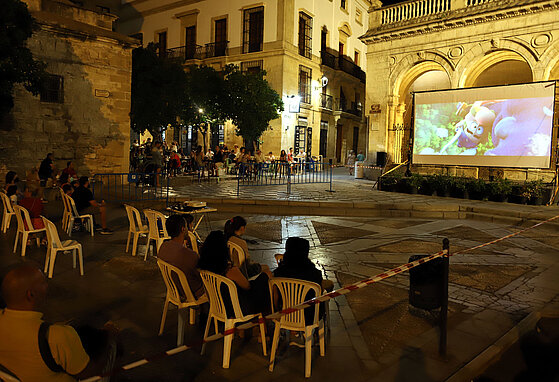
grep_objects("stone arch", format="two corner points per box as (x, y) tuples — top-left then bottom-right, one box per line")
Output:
(540, 40), (559, 80)
(391, 52), (453, 100)
(457, 40), (537, 87)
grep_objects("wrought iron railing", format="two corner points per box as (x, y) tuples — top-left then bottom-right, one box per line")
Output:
(321, 51), (366, 83)
(335, 98), (363, 117)
(166, 41), (229, 62)
(320, 93), (333, 110)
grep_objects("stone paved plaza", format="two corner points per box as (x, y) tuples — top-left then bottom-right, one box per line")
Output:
(2, 181), (559, 381)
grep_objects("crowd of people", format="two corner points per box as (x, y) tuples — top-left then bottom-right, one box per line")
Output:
(129, 138), (321, 178)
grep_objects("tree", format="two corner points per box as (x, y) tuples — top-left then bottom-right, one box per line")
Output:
(222, 65), (283, 152)
(0, 0), (45, 119)
(182, 65), (226, 151)
(130, 43), (190, 139)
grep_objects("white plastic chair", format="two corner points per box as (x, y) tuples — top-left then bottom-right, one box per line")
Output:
(0, 191), (15, 233)
(12, 205), (46, 257)
(0, 367), (20, 382)
(41, 216), (83, 279)
(124, 204), (148, 257)
(268, 278), (325, 378)
(59, 188), (71, 233)
(227, 241), (246, 270)
(143, 209), (170, 261)
(187, 231), (198, 253)
(64, 194), (94, 237)
(157, 259), (208, 345)
(199, 270), (267, 368)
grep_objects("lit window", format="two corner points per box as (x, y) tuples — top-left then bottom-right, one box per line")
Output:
(298, 12), (312, 59)
(341, 0), (347, 10)
(243, 6), (264, 53)
(354, 50), (360, 66)
(298, 65), (312, 104)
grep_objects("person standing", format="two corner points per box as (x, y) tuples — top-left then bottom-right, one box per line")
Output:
(347, 150), (356, 176)
(38, 153), (55, 187)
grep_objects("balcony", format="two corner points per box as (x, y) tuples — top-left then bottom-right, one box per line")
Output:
(319, 93), (333, 110)
(166, 41), (229, 63)
(335, 98), (363, 118)
(320, 50), (366, 83)
(362, 0), (546, 41)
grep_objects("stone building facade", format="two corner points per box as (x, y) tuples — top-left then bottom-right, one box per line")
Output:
(361, 0), (559, 180)
(118, 0), (370, 163)
(0, 0), (138, 178)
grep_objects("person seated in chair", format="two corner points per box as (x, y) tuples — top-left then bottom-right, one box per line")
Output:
(72, 176), (112, 235)
(224, 216), (269, 279)
(0, 262), (118, 382)
(158, 214), (204, 299)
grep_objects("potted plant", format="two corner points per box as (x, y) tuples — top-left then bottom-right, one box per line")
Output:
(407, 173), (423, 194)
(488, 178), (512, 202)
(431, 174), (452, 197)
(523, 180), (545, 205)
(467, 178), (488, 200)
(450, 177), (468, 199)
(379, 175), (397, 192)
(419, 175), (435, 195)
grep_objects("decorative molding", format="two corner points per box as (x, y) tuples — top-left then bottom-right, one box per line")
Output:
(531, 32), (553, 48)
(361, 1), (559, 44)
(448, 46), (464, 58)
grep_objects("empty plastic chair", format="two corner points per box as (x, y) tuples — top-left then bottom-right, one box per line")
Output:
(12, 205), (46, 257)
(41, 216), (83, 279)
(0, 191), (15, 233)
(124, 204), (148, 257)
(199, 270), (267, 368)
(59, 188), (71, 233)
(143, 209), (170, 261)
(268, 278), (325, 378)
(157, 259), (208, 346)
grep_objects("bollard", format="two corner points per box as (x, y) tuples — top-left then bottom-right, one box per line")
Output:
(439, 238), (449, 357)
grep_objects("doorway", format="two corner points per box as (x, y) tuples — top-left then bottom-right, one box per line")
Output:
(336, 124), (343, 163)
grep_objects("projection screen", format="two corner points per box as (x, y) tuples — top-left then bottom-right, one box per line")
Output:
(412, 82), (556, 168)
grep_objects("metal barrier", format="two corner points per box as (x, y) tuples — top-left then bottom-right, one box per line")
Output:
(92, 173), (169, 204)
(237, 161), (333, 195)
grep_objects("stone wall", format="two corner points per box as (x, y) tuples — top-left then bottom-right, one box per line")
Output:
(0, 0), (137, 180)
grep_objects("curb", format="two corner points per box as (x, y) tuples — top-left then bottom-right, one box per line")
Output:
(445, 310), (542, 382)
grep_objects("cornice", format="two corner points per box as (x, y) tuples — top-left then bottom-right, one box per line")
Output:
(361, 0), (559, 44)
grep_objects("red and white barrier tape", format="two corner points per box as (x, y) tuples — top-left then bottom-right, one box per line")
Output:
(82, 213), (559, 381)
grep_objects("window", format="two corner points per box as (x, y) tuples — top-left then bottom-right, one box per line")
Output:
(214, 18), (227, 56)
(354, 50), (360, 66)
(341, 0), (347, 10)
(243, 6), (264, 53)
(157, 31), (167, 57)
(185, 26), (196, 59)
(355, 8), (362, 24)
(321, 28), (328, 52)
(339, 42), (344, 56)
(298, 12), (312, 59)
(40, 75), (64, 103)
(96, 5), (110, 13)
(298, 65), (312, 104)
(241, 60), (263, 74)
(319, 121), (328, 157)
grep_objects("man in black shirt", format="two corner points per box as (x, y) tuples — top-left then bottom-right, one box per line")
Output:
(72, 176), (112, 235)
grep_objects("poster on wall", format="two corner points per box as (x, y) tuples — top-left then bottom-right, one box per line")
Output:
(412, 81), (556, 168)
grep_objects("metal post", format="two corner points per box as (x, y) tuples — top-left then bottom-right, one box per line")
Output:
(166, 175), (170, 207)
(440, 237), (449, 357)
(287, 163), (291, 194)
(237, 167), (240, 197)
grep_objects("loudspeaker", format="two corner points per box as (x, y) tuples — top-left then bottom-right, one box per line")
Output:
(409, 255), (443, 310)
(376, 152), (387, 167)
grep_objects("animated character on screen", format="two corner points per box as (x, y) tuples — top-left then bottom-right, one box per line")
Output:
(439, 102), (495, 154)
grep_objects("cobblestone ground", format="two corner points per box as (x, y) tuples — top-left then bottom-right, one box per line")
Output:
(1, 196), (559, 381)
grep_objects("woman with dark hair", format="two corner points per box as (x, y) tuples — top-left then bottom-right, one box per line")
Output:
(198, 231), (271, 316)
(5, 171), (18, 192)
(224, 216), (268, 278)
(274, 237), (329, 324)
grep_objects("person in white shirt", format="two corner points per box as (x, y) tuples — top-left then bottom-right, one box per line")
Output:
(267, 152), (275, 162)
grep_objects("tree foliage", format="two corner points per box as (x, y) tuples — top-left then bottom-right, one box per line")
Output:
(222, 65), (283, 149)
(130, 43), (190, 139)
(0, 0), (46, 118)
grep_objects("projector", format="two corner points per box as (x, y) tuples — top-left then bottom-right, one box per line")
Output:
(185, 201), (206, 208)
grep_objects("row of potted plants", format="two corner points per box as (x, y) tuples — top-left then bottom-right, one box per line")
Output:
(379, 173), (551, 205)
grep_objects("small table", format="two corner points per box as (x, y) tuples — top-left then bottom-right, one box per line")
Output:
(166, 206), (217, 241)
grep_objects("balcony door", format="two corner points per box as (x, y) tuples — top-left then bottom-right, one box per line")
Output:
(185, 26), (196, 59)
(214, 19), (227, 56)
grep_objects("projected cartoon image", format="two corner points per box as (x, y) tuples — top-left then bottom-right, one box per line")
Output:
(413, 97), (554, 158)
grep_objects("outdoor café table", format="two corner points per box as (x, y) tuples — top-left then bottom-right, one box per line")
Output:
(165, 205), (217, 241)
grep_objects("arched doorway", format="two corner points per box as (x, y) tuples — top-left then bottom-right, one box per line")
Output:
(392, 66), (451, 162)
(473, 60), (533, 87)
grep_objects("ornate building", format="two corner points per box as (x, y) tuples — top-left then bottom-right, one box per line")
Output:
(0, 0), (137, 177)
(119, 0), (371, 163)
(362, 0), (559, 179)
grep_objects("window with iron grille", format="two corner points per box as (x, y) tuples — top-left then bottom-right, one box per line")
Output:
(298, 12), (312, 59)
(241, 60), (263, 75)
(341, 0), (347, 10)
(298, 65), (312, 104)
(243, 6), (264, 53)
(40, 74), (64, 103)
